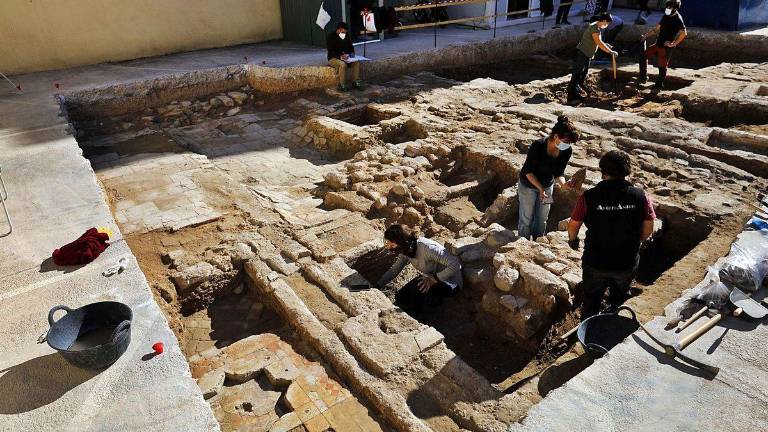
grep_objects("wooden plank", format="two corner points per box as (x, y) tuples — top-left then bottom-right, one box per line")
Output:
(395, 14), (495, 31)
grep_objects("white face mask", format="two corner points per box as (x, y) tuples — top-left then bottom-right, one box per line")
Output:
(557, 142), (571, 151)
(339, 32), (347, 40)
(665, 8), (673, 15)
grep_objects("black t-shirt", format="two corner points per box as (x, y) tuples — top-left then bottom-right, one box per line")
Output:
(657, 13), (685, 46)
(519, 138), (572, 189)
(327, 32), (354, 61)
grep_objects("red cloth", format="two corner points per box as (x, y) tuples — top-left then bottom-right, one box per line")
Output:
(52, 228), (110, 266)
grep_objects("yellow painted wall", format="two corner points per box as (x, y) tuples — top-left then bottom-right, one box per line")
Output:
(0, 0), (283, 75)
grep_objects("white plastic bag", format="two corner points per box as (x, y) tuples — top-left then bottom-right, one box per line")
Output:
(317, 2), (331, 29)
(695, 266), (731, 309)
(718, 232), (768, 292)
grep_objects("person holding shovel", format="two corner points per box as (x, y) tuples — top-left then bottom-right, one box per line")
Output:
(567, 13), (618, 105)
(567, 150), (656, 318)
(639, 0), (687, 90)
(327, 22), (363, 92)
(375, 225), (463, 315)
(517, 116), (581, 241)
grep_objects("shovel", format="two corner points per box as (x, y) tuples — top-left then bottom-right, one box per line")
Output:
(611, 54), (619, 95)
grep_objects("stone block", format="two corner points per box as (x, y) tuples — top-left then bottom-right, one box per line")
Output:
(324, 191), (373, 213)
(558, 218), (571, 231)
(533, 248), (557, 265)
(499, 295), (528, 312)
(463, 263), (494, 292)
(494, 265), (520, 292)
(197, 369), (225, 400)
(561, 272), (583, 290)
(519, 262), (571, 304)
(544, 261), (568, 276)
(323, 171), (348, 190)
(415, 327), (444, 352)
(265, 357), (301, 387)
(270, 412), (302, 432)
(172, 261), (216, 291)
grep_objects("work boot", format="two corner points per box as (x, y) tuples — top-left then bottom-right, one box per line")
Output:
(562, 19), (572, 25)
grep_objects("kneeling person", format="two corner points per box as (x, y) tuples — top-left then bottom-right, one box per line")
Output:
(376, 225), (462, 314)
(567, 150), (655, 318)
(327, 22), (362, 91)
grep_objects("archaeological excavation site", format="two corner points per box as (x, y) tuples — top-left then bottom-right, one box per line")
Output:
(47, 28), (768, 432)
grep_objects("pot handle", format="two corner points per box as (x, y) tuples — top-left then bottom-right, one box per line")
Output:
(48, 305), (73, 327)
(110, 320), (131, 342)
(616, 305), (638, 322)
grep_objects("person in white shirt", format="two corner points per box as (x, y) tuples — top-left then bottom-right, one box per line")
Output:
(376, 225), (463, 314)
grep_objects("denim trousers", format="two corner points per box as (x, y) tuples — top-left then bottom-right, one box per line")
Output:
(517, 179), (554, 240)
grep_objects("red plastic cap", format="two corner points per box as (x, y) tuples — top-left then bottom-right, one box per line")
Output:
(152, 342), (164, 354)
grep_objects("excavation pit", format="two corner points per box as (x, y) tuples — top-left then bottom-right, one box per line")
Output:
(62, 53), (766, 432)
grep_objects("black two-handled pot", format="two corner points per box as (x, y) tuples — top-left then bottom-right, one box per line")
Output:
(46, 301), (132, 370)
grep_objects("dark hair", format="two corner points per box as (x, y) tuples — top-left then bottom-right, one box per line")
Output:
(384, 224), (417, 257)
(595, 13), (613, 23)
(337, 22), (349, 31)
(666, 0), (681, 9)
(552, 115), (580, 143)
(599, 150), (632, 178)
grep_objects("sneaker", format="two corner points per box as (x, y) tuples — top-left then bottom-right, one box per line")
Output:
(638, 75), (648, 84)
(352, 80), (363, 90)
(552, 24), (561, 29)
(337, 84), (348, 92)
(653, 81), (665, 90)
(562, 20), (572, 25)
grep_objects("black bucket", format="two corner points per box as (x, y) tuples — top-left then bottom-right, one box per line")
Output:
(46, 301), (132, 369)
(577, 306), (639, 357)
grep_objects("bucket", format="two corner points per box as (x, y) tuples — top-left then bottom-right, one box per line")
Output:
(46, 301), (132, 369)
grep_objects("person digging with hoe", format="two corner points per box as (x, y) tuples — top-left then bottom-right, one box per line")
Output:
(374, 225), (462, 315)
(567, 13), (618, 105)
(327, 22), (363, 92)
(567, 150), (656, 318)
(639, 0), (687, 90)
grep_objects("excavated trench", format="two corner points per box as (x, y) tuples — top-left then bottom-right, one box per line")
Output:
(60, 48), (767, 432)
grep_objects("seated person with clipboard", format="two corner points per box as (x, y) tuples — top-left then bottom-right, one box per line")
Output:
(327, 22), (365, 91)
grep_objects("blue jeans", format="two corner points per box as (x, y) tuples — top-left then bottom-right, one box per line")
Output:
(518, 180), (554, 240)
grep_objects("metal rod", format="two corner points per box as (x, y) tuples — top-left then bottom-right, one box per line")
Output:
(0, 166), (12, 238)
(0, 71), (22, 93)
(493, 0), (498, 38)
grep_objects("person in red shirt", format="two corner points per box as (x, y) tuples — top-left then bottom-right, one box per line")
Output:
(568, 150), (656, 317)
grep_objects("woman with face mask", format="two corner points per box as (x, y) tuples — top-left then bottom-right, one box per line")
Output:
(517, 115), (581, 240)
(566, 13), (618, 104)
(639, 0), (687, 90)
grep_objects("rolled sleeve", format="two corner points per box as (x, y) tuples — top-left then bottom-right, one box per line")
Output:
(644, 193), (656, 221)
(571, 193), (587, 221)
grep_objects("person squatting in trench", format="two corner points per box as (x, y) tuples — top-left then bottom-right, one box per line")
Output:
(375, 225), (463, 315)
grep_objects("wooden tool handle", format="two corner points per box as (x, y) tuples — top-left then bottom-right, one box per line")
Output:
(678, 313), (723, 350)
(678, 306), (708, 331)
(612, 55), (617, 79)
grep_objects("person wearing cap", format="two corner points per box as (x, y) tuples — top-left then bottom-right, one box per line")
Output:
(567, 13), (619, 104)
(327, 22), (362, 91)
(517, 115), (581, 241)
(376, 225), (462, 315)
(567, 150), (656, 318)
(639, 0), (687, 90)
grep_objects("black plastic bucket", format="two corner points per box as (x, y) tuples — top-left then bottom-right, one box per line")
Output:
(46, 301), (132, 369)
(577, 306), (639, 357)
